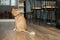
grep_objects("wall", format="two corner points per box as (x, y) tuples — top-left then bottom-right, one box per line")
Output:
(0, 6), (14, 13)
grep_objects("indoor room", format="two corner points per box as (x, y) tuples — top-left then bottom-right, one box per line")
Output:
(0, 0), (60, 40)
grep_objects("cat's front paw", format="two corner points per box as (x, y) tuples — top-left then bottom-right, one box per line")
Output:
(13, 28), (16, 31)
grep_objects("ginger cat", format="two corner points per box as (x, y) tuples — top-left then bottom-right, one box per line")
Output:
(11, 8), (27, 32)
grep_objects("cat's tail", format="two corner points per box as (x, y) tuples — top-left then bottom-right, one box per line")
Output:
(21, 30), (35, 36)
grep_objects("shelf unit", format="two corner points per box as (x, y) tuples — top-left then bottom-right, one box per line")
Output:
(25, 0), (57, 27)
(18, 0), (25, 14)
(32, 6), (56, 10)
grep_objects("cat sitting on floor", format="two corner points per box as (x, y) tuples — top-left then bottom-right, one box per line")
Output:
(11, 7), (35, 36)
(11, 8), (27, 32)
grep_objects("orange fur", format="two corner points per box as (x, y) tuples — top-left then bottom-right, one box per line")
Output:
(11, 8), (27, 32)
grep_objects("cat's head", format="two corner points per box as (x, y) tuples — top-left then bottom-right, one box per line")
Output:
(11, 8), (20, 16)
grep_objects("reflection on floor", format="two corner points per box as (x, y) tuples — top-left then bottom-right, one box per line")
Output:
(0, 20), (60, 40)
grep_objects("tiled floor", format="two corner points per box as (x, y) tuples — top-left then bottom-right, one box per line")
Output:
(0, 20), (60, 40)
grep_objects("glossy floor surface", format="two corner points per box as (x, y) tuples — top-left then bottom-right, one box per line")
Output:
(0, 20), (60, 40)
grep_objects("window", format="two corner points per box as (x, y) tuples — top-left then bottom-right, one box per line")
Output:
(1, 0), (10, 5)
(11, 0), (16, 6)
(0, 0), (16, 6)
